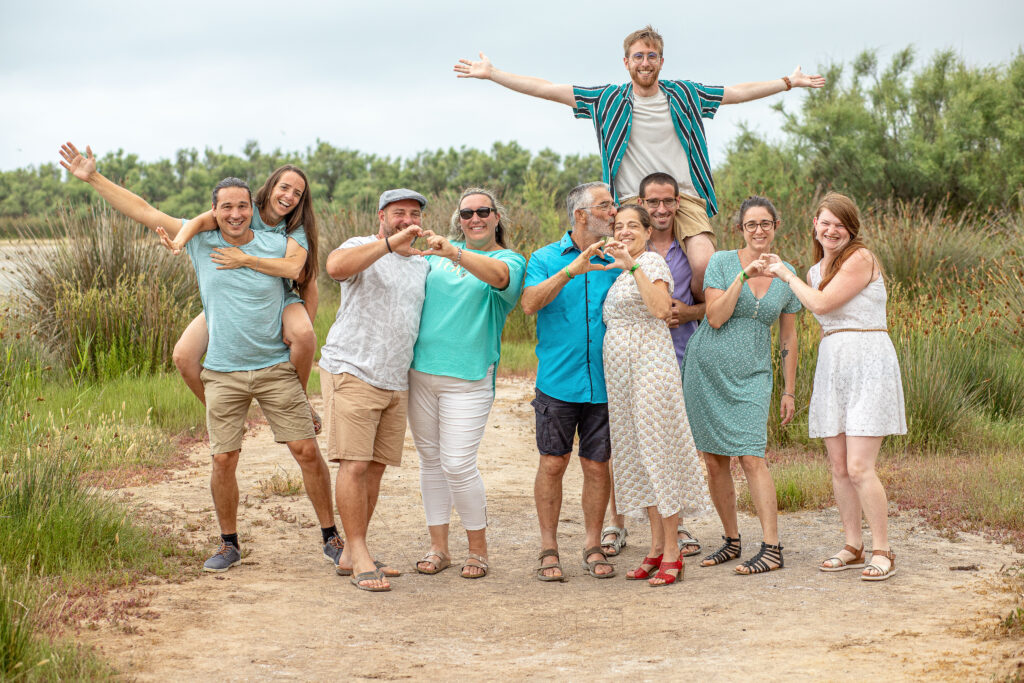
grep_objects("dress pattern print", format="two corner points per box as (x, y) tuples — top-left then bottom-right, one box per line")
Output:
(602, 252), (712, 517)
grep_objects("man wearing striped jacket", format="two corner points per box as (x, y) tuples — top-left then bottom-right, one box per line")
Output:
(454, 24), (824, 298)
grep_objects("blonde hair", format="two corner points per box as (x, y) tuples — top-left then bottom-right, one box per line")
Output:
(623, 25), (664, 57)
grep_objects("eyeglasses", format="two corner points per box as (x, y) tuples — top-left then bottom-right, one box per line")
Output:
(459, 207), (496, 219)
(582, 201), (618, 212)
(630, 51), (660, 64)
(641, 198), (677, 209)
(742, 220), (777, 232)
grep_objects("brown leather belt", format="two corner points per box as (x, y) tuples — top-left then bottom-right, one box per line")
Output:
(822, 327), (888, 338)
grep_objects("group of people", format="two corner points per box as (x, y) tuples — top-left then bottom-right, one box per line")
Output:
(56, 25), (906, 592)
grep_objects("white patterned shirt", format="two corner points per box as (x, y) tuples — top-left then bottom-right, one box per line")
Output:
(318, 235), (429, 390)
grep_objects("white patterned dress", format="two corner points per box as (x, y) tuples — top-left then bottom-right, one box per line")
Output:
(807, 263), (907, 437)
(602, 252), (713, 517)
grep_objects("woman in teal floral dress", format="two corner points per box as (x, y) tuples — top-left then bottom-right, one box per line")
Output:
(682, 196), (800, 575)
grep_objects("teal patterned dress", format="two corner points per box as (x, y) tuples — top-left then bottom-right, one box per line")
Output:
(682, 250), (801, 457)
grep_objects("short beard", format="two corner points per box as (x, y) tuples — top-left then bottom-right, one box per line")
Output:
(585, 211), (615, 237)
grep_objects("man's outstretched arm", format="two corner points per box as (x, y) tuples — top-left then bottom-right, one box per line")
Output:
(722, 65), (825, 105)
(453, 52), (576, 108)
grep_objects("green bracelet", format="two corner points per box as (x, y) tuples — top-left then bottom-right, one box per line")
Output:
(741, 271), (749, 281)
(563, 266), (575, 280)
(629, 263), (641, 275)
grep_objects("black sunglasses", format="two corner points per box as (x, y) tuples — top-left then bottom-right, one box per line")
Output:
(459, 207), (496, 219)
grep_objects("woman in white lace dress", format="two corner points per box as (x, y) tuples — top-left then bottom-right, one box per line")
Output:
(602, 206), (711, 587)
(766, 192), (905, 581)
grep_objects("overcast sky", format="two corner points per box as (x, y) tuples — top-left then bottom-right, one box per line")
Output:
(2, 0), (1021, 173)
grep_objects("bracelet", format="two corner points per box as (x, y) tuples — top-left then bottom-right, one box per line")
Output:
(782, 392), (795, 398)
(741, 271), (749, 281)
(782, 76), (792, 91)
(563, 265), (575, 280)
(455, 247), (462, 269)
(384, 236), (393, 253)
(629, 263), (641, 275)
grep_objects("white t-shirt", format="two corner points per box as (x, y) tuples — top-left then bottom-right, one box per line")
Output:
(318, 234), (430, 391)
(614, 90), (698, 201)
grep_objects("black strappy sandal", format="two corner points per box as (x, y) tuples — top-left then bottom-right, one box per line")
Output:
(700, 534), (741, 567)
(735, 541), (783, 575)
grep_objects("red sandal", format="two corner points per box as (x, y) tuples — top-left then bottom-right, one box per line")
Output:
(626, 554), (663, 580)
(649, 559), (684, 587)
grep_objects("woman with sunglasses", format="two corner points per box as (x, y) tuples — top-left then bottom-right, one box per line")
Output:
(766, 193), (904, 581)
(407, 188), (526, 579)
(682, 196), (800, 575)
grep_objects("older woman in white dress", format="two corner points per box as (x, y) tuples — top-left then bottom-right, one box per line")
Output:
(766, 192), (905, 581)
(602, 206), (712, 587)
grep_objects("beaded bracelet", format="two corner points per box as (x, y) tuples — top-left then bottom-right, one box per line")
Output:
(782, 76), (792, 91)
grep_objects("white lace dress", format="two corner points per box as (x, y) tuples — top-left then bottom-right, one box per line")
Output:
(807, 263), (907, 438)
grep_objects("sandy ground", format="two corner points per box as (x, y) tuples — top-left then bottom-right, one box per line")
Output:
(82, 377), (1024, 681)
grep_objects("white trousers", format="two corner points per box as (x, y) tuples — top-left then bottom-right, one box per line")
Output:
(407, 368), (494, 530)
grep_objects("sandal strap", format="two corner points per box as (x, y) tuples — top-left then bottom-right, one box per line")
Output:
(702, 535), (742, 565)
(870, 549), (895, 562)
(464, 553), (488, 569)
(537, 548), (560, 561)
(583, 545), (608, 560)
(738, 541), (784, 574)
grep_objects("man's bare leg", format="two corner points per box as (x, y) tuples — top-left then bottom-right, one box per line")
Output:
(535, 453), (570, 578)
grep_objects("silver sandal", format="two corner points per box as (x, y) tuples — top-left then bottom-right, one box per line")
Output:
(600, 526), (628, 557)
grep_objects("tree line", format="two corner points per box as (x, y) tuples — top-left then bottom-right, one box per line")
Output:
(2, 47), (1021, 234)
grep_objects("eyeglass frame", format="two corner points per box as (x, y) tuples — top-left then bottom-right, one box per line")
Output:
(580, 201), (618, 212)
(458, 207), (497, 219)
(629, 51), (661, 64)
(741, 219), (778, 232)
(640, 197), (678, 209)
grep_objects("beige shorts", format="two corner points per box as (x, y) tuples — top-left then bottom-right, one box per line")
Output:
(201, 361), (314, 455)
(320, 369), (407, 466)
(624, 193), (716, 253)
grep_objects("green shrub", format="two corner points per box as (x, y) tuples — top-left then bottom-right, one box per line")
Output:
(13, 205), (200, 377)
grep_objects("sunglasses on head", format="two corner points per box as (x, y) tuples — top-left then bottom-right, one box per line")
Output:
(459, 207), (496, 219)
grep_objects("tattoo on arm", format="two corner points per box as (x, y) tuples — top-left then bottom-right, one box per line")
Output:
(781, 345), (789, 360)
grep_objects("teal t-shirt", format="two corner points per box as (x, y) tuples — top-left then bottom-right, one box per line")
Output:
(251, 209), (308, 250)
(186, 229), (291, 372)
(411, 243), (526, 381)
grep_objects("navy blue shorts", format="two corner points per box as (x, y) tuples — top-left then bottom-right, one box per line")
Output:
(530, 389), (611, 462)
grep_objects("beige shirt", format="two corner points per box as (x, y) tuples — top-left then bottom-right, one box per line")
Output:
(614, 90), (698, 201)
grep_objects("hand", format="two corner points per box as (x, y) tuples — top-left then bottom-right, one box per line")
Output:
(765, 261), (792, 283)
(419, 231), (460, 260)
(602, 240), (636, 272)
(211, 246), (249, 270)
(454, 52), (494, 80)
(789, 65), (825, 89)
(743, 256), (769, 278)
(384, 224), (426, 257)
(566, 240), (613, 277)
(780, 394), (796, 426)
(668, 299), (683, 328)
(58, 141), (96, 182)
(155, 226), (184, 255)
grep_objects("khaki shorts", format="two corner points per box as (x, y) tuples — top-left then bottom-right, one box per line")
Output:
(201, 361), (314, 455)
(624, 193), (716, 253)
(320, 369), (407, 466)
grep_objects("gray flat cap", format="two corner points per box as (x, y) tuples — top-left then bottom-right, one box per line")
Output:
(378, 188), (427, 211)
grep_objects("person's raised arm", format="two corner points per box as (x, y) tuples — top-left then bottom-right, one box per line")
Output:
(604, 243), (670, 321)
(766, 249), (874, 316)
(420, 233), (510, 288)
(520, 241), (608, 315)
(326, 225), (423, 282)
(58, 142), (182, 239)
(721, 66), (825, 105)
(453, 52), (576, 108)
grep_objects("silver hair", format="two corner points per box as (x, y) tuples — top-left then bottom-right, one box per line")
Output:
(566, 182), (609, 227)
(449, 187), (509, 248)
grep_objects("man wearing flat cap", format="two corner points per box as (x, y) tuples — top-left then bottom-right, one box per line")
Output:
(319, 188), (430, 591)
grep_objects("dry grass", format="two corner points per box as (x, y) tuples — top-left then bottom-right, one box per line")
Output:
(256, 467), (305, 499)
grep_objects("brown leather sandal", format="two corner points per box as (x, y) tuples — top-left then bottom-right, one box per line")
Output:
(861, 549), (897, 581)
(536, 548), (567, 582)
(820, 544), (866, 572)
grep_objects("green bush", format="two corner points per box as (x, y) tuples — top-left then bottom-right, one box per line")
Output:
(13, 205), (200, 378)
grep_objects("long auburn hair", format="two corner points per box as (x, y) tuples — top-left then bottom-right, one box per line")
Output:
(254, 164), (318, 287)
(814, 192), (867, 291)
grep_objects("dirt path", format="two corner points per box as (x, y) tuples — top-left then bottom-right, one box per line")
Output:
(85, 377), (1023, 681)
